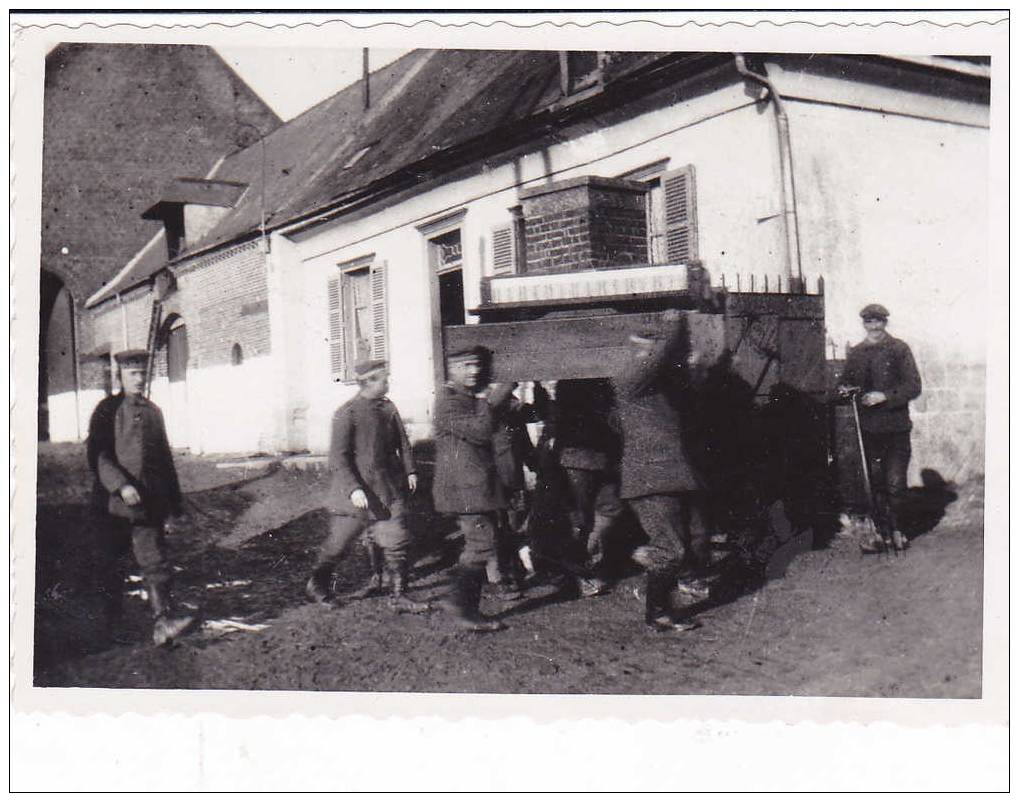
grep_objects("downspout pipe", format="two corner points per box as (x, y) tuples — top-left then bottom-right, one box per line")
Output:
(116, 292), (128, 395)
(733, 54), (804, 290)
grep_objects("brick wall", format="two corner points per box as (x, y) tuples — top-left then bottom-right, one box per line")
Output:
(157, 240), (270, 375)
(520, 176), (648, 273)
(908, 349), (986, 486)
(85, 240), (269, 378)
(829, 344), (985, 506)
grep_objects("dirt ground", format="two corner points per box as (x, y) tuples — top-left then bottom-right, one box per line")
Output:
(32, 442), (983, 696)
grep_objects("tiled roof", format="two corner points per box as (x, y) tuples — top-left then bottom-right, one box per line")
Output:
(91, 50), (679, 303)
(42, 43), (281, 307)
(93, 49), (990, 306)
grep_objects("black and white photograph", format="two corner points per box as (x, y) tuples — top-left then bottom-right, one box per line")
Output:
(10, 9), (1009, 791)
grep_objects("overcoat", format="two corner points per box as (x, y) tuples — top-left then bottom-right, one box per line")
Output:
(325, 394), (415, 519)
(840, 334), (922, 434)
(432, 382), (507, 514)
(552, 379), (620, 472)
(86, 393), (182, 525)
(491, 396), (540, 492)
(613, 320), (704, 499)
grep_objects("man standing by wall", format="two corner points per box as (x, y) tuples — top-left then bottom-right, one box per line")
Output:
(432, 346), (514, 632)
(614, 310), (710, 633)
(839, 304), (923, 553)
(308, 358), (427, 614)
(86, 349), (196, 646)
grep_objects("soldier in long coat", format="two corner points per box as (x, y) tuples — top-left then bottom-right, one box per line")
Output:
(839, 303), (923, 552)
(308, 358), (427, 614)
(613, 309), (710, 632)
(86, 349), (195, 646)
(432, 346), (514, 632)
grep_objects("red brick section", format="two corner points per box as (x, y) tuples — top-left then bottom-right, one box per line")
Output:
(86, 240), (271, 380)
(519, 176), (648, 273)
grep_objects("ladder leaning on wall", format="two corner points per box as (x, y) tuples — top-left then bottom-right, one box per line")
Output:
(143, 299), (163, 398)
(142, 270), (176, 398)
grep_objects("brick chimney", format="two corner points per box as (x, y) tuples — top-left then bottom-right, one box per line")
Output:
(518, 176), (648, 274)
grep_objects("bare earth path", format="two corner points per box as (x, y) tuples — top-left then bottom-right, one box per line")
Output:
(33, 443), (982, 696)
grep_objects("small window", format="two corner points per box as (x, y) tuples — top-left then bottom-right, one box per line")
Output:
(343, 142), (377, 170)
(327, 257), (389, 382)
(559, 51), (603, 96)
(430, 229), (463, 273)
(427, 229), (465, 327)
(618, 161), (697, 266)
(348, 266), (373, 363)
(231, 343), (243, 366)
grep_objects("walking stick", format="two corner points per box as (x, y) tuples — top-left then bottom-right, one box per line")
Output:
(850, 392), (891, 554)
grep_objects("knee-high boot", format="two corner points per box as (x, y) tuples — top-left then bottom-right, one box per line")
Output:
(644, 567), (698, 634)
(147, 579), (196, 647)
(387, 554), (429, 615)
(445, 565), (504, 633)
(305, 562), (334, 603)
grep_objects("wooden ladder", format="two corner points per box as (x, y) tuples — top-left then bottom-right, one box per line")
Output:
(143, 299), (163, 398)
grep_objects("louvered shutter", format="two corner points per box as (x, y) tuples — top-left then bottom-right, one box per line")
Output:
(491, 223), (518, 276)
(369, 260), (388, 361)
(662, 165), (698, 264)
(327, 274), (347, 381)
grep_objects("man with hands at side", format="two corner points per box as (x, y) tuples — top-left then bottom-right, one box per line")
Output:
(308, 358), (427, 614)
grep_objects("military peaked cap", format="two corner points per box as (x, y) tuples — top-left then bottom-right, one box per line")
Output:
(114, 348), (150, 367)
(354, 358), (387, 379)
(446, 345), (488, 362)
(859, 303), (890, 320)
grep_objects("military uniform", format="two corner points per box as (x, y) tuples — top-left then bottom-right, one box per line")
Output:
(553, 379), (623, 590)
(841, 306), (922, 546)
(86, 349), (194, 646)
(489, 392), (540, 593)
(613, 315), (709, 630)
(432, 358), (514, 631)
(310, 382), (424, 612)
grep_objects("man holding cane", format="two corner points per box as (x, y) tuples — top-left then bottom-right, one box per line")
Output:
(838, 304), (923, 553)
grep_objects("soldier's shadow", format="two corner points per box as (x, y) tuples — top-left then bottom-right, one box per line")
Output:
(900, 468), (959, 541)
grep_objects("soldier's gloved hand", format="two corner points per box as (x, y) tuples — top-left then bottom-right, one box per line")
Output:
(119, 484), (142, 507)
(350, 488), (369, 510)
(862, 391), (887, 407)
(407, 474), (418, 494)
(586, 530), (607, 564)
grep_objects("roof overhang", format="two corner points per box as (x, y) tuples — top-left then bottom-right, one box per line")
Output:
(141, 177), (248, 218)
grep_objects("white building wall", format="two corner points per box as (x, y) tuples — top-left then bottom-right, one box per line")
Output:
(85, 240), (276, 454)
(291, 84), (788, 453)
(787, 96), (989, 484)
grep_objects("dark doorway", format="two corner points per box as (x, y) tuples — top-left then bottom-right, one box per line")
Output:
(166, 322), (188, 383)
(430, 229), (466, 328)
(39, 270), (76, 441)
(438, 269), (466, 327)
(162, 317), (189, 448)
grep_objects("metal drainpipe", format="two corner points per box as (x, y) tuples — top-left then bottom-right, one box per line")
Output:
(733, 54), (804, 290)
(116, 292), (128, 349)
(116, 292), (128, 395)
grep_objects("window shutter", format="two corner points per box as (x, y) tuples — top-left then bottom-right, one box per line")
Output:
(327, 274), (347, 380)
(369, 260), (388, 361)
(662, 165), (698, 264)
(491, 223), (518, 276)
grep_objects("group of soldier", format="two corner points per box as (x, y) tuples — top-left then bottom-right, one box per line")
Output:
(84, 302), (921, 645)
(303, 306), (715, 634)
